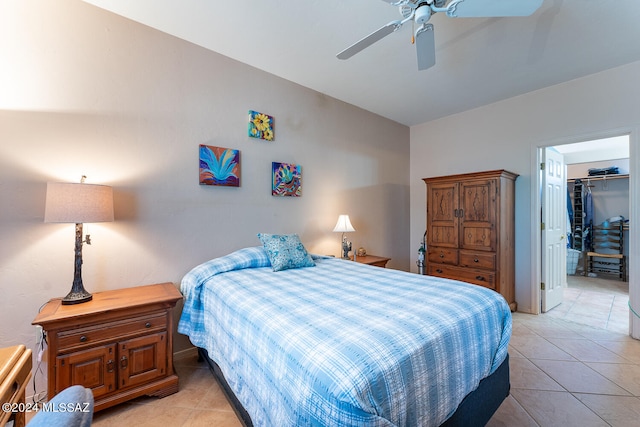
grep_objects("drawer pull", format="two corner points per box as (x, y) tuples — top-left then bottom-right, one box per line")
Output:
(473, 258), (479, 263)
(145, 322), (151, 328)
(79, 335), (87, 342)
(439, 253), (445, 258)
(120, 356), (128, 369)
(436, 269), (443, 273)
(107, 359), (114, 373)
(476, 275), (485, 281)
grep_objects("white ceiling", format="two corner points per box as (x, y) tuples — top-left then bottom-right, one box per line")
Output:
(555, 136), (629, 163)
(82, 0), (640, 127)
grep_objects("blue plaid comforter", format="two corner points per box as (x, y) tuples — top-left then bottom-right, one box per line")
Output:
(178, 247), (511, 427)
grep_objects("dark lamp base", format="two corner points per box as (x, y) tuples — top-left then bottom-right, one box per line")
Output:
(61, 290), (93, 305)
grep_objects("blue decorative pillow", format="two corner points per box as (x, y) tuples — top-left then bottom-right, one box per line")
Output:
(257, 233), (316, 272)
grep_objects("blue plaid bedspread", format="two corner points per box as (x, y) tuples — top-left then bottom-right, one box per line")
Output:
(178, 247), (511, 427)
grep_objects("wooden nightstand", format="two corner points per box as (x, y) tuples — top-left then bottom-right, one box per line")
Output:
(352, 255), (391, 268)
(32, 283), (182, 412)
(0, 345), (32, 427)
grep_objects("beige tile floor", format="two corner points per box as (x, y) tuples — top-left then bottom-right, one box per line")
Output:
(489, 274), (639, 427)
(83, 275), (638, 426)
(543, 275), (630, 334)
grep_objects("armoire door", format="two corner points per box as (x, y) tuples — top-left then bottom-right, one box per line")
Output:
(426, 182), (459, 248)
(459, 178), (496, 252)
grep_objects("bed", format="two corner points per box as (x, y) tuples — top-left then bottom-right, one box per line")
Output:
(178, 242), (511, 427)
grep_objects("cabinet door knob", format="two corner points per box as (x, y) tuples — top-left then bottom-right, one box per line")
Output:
(79, 335), (87, 342)
(107, 359), (114, 373)
(145, 322), (151, 328)
(476, 275), (485, 281)
(120, 356), (128, 369)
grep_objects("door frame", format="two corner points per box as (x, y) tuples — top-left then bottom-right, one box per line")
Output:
(529, 127), (639, 339)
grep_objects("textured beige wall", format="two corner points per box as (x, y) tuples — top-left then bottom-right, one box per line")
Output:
(0, 0), (409, 397)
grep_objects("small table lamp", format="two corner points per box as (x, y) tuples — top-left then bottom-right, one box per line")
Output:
(44, 177), (114, 305)
(333, 214), (355, 259)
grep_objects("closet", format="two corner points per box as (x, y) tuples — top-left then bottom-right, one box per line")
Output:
(423, 170), (518, 311)
(569, 173), (629, 278)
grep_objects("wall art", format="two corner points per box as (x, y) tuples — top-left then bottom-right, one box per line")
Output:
(248, 110), (274, 141)
(199, 144), (240, 187)
(272, 162), (301, 197)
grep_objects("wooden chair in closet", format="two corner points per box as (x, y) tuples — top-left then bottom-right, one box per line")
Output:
(584, 220), (626, 281)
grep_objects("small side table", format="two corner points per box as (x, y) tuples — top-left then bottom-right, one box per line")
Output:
(32, 283), (182, 413)
(0, 345), (32, 427)
(352, 255), (391, 268)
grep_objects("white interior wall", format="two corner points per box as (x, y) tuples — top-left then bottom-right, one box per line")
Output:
(0, 0), (410, 397)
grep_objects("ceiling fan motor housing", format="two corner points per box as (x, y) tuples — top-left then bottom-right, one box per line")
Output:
(415, 4), (433, 24)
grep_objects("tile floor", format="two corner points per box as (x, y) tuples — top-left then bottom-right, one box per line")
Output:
(543, 275), (630, 334)
(87, 276), (640, 426)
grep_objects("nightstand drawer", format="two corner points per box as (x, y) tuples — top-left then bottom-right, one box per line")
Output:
(57, 312), (166, 352)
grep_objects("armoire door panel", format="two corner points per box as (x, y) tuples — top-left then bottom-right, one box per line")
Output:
(427, 182), (459, 247)
(461, 226), (495, 251)
(460, 179), (496, 251)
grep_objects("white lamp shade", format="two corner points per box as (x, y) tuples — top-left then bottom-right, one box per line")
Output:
(333, 214), (355, 233)
(44, 182), (114, 223)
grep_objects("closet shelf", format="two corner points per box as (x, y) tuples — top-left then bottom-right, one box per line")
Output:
(568, 174), (629, 182)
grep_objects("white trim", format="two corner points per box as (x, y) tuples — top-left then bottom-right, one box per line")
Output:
(530, 143), (542, 314)
(629, 129), (640, 339)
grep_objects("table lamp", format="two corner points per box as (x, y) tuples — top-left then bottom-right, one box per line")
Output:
(333, 214), (355, 259)
(44, 176), (114, 305)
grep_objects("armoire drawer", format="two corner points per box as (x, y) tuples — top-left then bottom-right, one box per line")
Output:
(459, 251), (496, 270)
(427, 247), (458, 265)
(428, 264), (496, 290)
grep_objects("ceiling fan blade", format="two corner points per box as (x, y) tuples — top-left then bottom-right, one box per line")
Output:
(415, 24), (435, 71)
(445, 0), (544, 18)
(337, 20), (401, 60)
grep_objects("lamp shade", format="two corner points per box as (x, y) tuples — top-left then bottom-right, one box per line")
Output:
(333, 214), (355, 233)
(44, 182), (114, 224)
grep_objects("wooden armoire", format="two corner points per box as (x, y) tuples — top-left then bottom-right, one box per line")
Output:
(423, 170), (518, 311)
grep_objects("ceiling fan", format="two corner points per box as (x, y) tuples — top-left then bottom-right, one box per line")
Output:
(336, 0), (544, 70)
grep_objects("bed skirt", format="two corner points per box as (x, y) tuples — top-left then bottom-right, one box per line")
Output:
(197, 348), (510, 427)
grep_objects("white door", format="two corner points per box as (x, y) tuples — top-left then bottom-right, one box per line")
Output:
(541, 147), (567, 312)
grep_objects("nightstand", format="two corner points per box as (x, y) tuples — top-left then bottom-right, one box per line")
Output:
(0, 345), (32, 427)
(32, 283), (182, 412)
(352, 255), (391, 268)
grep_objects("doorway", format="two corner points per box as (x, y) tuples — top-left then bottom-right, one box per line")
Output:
(538, 135), (630, 332)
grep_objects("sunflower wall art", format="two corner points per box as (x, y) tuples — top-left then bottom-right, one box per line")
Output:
(272, 162), (302, 197)
(248, 110), (274, 141)
(199, 144), (240, 187)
